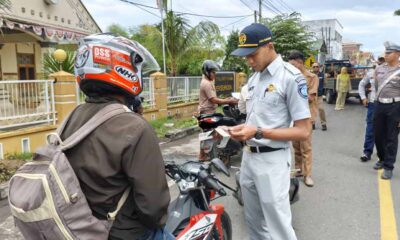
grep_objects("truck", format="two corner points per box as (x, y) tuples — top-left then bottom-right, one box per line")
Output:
(323, 60), (373, 104)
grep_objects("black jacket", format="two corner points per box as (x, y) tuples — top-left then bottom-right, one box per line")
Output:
(61, 98), (170, 239)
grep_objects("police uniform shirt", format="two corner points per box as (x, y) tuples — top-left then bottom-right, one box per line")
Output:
(245, 55), (311, 148)
(358, 69), (376, 102)
(375, 63), (400, 98)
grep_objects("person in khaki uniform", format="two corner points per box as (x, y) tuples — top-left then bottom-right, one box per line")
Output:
(288, 50), (318, 187)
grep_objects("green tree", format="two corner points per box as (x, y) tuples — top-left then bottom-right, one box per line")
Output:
(261, 13), (315, 59)
(179, 20), (225, 75)
(222, 30), (250, 74)
(395, 9), (400, 16)
(106, 24), (130, 38)
(131, 24), (163, 71)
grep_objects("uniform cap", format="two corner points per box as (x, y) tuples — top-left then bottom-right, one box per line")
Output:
(384, 41), (400, 53)
(231, 23), (273, 57)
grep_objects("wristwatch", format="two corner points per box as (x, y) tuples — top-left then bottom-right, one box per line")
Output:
(254, 127), (263, 140)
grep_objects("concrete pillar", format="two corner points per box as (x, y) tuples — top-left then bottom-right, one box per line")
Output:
(151, 72), (168, 119)
(235, 72), (247, 91)
(48, 71), (77, 124)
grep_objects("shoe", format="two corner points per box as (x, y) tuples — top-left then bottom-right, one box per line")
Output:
(312, 123), (316, 130)
(373, 161), (383, 170)
(304, 176), (314, 187)
(360, 155), (371, 162)
(381, 169), (393, 180)
(322, 124), (327, 131)
(334, 107), (340, 110)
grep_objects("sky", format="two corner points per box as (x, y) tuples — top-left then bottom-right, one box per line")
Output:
(81, 0), (400, 57)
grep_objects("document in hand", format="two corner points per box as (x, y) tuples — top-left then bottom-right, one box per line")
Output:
(213, 127), (231, 148)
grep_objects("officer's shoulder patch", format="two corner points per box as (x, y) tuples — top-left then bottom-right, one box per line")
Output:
(297, 82), (308, 99)
(283, 62), (301, 75)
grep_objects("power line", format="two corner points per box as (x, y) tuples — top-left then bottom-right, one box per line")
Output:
(276, 0), (295, 12)
(262, 0), (283, 15)
(220, 15), (252, 30)
(119, 0), (253, 19)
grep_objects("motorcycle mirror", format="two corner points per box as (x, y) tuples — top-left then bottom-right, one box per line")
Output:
(211, 158), (230, 177)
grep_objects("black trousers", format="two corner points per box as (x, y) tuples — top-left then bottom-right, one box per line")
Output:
(373, 101), (400, 170)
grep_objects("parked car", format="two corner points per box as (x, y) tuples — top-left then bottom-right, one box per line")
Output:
(323, 60), (373, 104)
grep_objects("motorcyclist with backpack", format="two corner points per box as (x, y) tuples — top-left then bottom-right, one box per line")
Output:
(66, 33), (172, 239)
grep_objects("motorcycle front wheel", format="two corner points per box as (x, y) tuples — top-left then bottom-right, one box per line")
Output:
(211, 211), (232, 240)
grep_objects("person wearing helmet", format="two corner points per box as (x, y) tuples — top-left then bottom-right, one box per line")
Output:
(198, 60), (239, 114)
(64, 33), (173, 239)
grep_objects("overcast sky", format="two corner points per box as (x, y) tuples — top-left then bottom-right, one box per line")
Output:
(81, 0), (400, 57)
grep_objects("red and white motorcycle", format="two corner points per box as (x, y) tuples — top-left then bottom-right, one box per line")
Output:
(165, 158), (235, 240)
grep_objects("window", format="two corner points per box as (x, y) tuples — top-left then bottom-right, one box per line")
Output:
(54, 16), (58, 21)
(0, 143), (3, 160)
(61, 18), (65, 23)
(21, 138), (30, 153)
(67, 19), (71, 24)
(21, 7), (25, 13)
(39, 12), (43, 18)
(17, 54), (35, 80)
(31, 10), (35, 16)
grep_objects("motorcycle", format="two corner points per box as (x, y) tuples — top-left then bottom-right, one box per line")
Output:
(165, 158), (236, 240)
(197, 105), (244, 168)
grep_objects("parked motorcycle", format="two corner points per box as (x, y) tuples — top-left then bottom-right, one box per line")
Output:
(197, 105), (244, 167)
(165, 158), (236, 240)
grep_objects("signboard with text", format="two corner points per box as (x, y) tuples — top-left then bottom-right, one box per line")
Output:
(215, 71), (236, 97)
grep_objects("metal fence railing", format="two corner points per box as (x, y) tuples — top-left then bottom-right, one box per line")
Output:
(167, 76), (201, 104)
(75, 76), (201, 108)
(0, 80), (56, 130)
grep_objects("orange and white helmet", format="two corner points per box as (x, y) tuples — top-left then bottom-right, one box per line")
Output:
(74, 33), (160, 97)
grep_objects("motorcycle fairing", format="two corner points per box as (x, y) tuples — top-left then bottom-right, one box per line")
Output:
(165, 193), (204, 236)
(176, 213), (217, 240)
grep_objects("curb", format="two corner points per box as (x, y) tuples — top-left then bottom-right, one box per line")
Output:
(0, 182), (8, 200)
(164, 126), (201, 142)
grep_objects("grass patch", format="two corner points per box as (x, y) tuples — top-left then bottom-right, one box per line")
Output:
(0, 152), (33, 183)
(149, 116), (197, 138)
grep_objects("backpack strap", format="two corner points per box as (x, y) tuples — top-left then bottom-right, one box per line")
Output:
(107, 187), (131, 221)
(56, 103), (131, 151)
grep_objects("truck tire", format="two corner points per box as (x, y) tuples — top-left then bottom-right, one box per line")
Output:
(326, 89), (335, 104)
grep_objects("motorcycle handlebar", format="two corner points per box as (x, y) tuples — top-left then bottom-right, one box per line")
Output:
(198, 170), (226, 196)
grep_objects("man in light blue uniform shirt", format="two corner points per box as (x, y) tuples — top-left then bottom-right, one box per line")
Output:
(229, 23), (311, 240)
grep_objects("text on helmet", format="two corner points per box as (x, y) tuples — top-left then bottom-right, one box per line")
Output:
(93, 46), (111, 65)
(115, 65), (139, 82)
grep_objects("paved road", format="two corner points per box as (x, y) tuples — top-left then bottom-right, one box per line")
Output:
(1, 98), (399, 239)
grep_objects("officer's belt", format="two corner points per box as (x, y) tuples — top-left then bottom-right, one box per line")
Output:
(377, 97), (400, 104)
(245, 145), (283, 153)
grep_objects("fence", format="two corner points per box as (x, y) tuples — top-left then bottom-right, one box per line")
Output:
(167, 76), (201, 104)
(0, 80), (56, 130)
(76, 76), (201, 107)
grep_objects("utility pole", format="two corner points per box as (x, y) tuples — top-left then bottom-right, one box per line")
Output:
(254, 11), (257, 23)
(258, 0), (262, 23)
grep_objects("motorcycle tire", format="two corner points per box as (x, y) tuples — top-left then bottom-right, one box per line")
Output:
(211, 211), (232, 240)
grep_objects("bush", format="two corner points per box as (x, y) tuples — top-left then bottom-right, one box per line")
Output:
(0, 152), (33, 183)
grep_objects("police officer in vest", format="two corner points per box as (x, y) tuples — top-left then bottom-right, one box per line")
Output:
(228, 23), (311, 240)
(373, 41), (400, 180)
